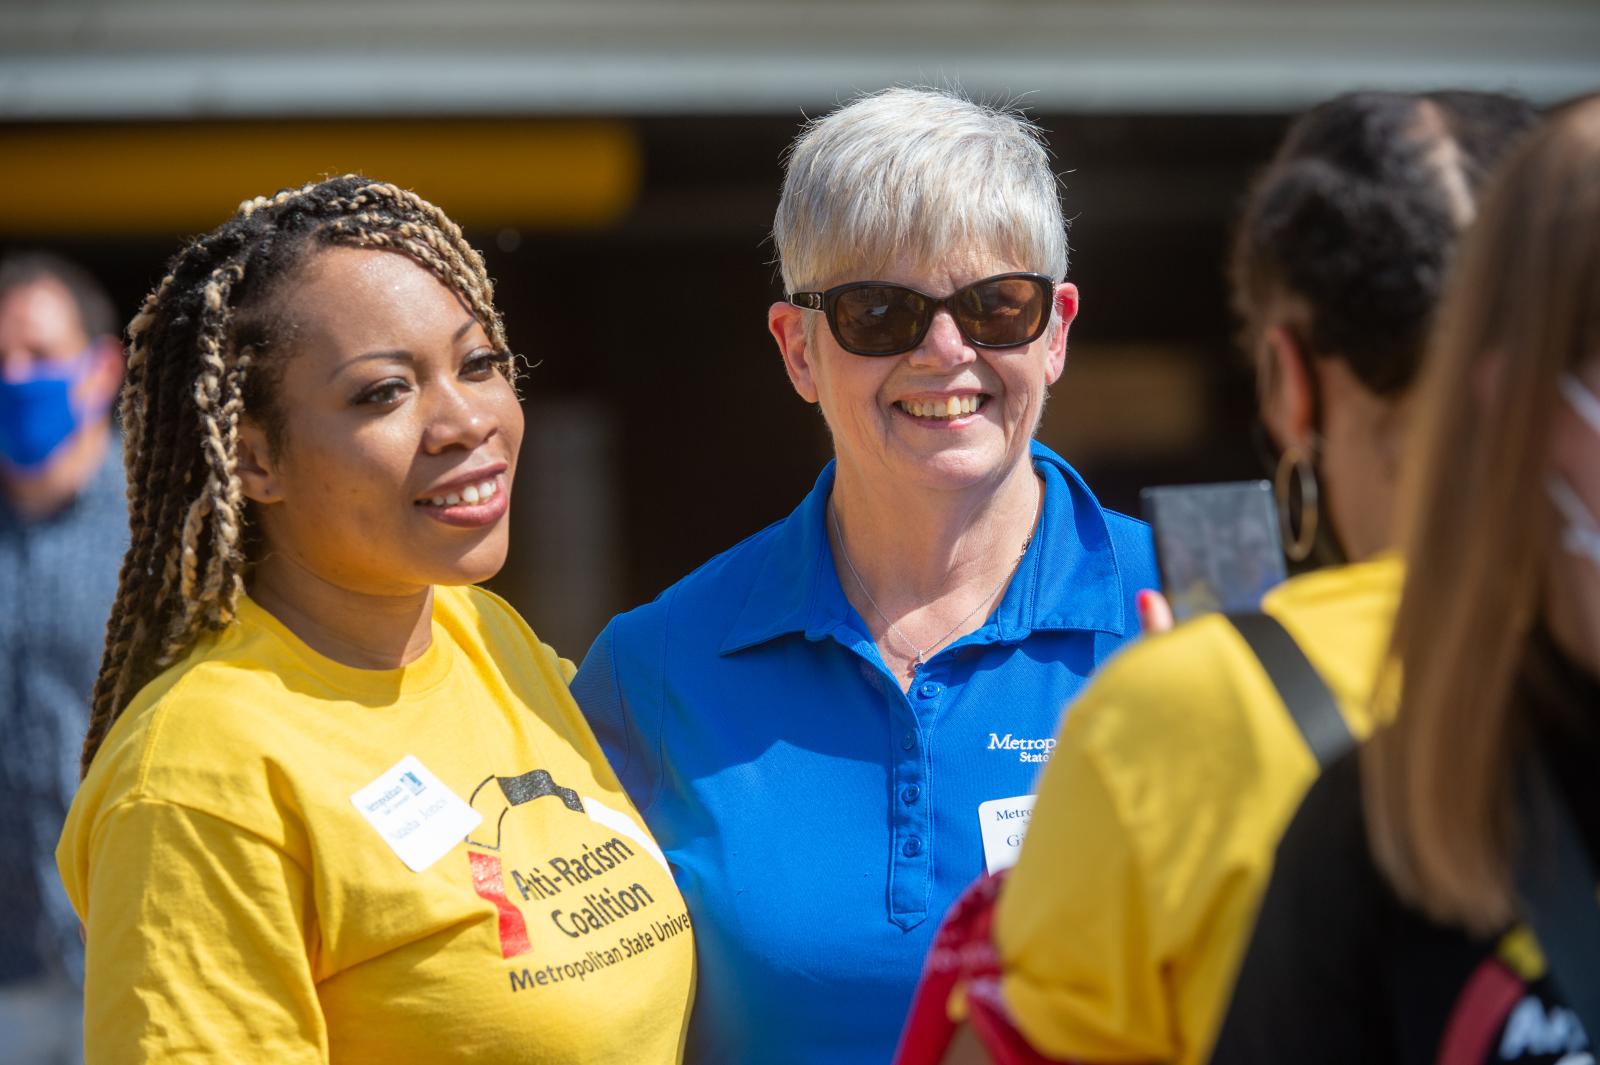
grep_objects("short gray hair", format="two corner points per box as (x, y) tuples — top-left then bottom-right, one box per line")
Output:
(773, 87), (1069, 294)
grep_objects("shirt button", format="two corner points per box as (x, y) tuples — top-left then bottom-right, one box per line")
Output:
(902, 836), (923, 858)
(901, 785), (920, 805)
(918, 681), (943, 698)
(901, 731), (916, 751)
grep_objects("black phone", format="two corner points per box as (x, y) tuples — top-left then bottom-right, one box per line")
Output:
(1140, 481), (1288, 622)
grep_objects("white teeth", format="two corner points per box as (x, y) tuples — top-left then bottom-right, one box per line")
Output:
(902, 396), (981, 419)
(421, 477), (499, 508)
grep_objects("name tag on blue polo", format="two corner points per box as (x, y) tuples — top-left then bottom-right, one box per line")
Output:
(978, 794), (1036, 874)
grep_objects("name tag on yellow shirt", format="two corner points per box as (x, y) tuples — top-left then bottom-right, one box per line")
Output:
(351, 755), (483, 872)
(978, 794), (1036, 874)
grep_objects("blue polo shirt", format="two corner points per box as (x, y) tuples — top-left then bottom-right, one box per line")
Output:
(571, 441), (1156, 1065)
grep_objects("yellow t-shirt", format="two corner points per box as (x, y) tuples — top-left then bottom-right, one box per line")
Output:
(58, 586), (695, 1065)
(995, 557), (1401, 1065)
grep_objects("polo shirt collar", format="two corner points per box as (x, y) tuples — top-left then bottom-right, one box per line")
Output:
(718, 440), (1130, 656)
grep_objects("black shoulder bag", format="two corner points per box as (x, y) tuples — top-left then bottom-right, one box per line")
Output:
(1515, 762), (1600, 1042)
(1225, 611), (1353, 770)
(1232, 610), (1600, 1039)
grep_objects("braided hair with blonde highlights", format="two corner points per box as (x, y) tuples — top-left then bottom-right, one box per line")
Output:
(82, 174), (512, 776)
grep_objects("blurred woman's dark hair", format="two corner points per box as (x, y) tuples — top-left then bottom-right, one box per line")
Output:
(1231, 89), (1539, 396)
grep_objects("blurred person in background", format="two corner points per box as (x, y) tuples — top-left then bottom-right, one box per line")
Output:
(900, 89), (1538, 1065)
(58, 176), (694, 1063)
(1211, 92), (1600, 1065)
(571, 86), (1156, 1065)
(0, 252), (125, 1065)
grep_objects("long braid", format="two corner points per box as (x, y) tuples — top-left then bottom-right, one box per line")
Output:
(81, 175), (511, 776)
(204, 342), (253, 622)
(86, 251), (212, 751)
(166, 259), (248, 654)
(85, 265), (183, 747)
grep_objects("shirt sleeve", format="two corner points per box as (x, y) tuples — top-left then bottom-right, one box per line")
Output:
(548, 646), (577, 685)
(76, 797), (327, 1064)
(1207, 751), (1385, 1064)
(571, 610), (664, 812)
(994, 620), (1308, 1065)
(996, 729), (1175, 1062)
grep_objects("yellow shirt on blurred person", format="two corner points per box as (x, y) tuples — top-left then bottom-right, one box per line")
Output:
(994, 557), (1401, 1065)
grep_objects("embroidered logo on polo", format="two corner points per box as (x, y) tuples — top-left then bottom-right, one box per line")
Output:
(986, 732), (1056, 764)
(459, 768), (688, 995)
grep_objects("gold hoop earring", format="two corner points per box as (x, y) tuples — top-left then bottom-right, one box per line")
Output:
(1275, 444), (1320, 563)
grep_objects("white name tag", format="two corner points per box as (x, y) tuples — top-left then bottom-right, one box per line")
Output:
(978, 794), (1036, 875)
(350, 755), (482, 873)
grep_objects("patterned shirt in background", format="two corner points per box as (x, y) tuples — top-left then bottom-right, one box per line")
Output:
(0, 442), (125, 987)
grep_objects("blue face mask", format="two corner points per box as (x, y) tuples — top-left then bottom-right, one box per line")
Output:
(0, 350), (97, 472)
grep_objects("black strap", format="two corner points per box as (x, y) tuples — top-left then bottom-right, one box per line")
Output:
(1226, 612), (1353, 769)
(1514, 764), (1600, 1041)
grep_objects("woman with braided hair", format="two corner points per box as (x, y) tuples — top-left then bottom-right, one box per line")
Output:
(56, 175), (694, 1063)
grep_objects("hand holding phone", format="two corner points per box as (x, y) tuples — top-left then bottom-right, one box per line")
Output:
(1140, 481), (1288, 624)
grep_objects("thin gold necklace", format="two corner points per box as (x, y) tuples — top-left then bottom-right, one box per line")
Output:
(829, 488), (1040, 675)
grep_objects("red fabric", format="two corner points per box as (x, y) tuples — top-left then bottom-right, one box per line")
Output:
(1434, 959), (1527, 1065)
(468, 850), (533, 959)
(892, 871), (1070, 1065)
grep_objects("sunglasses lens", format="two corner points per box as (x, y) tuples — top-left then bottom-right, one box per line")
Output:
(955, 277), (1049, 347)
(832, 287), (930, 355)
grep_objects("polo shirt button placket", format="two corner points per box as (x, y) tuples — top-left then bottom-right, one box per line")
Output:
(889, 676), (939, 927)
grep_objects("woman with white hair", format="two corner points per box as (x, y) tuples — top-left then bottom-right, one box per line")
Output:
(571, 87), (1156, 1065)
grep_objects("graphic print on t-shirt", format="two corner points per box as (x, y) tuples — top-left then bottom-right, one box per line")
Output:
(1437, 928), (1592, 1065)
(461, 769), (691, 994)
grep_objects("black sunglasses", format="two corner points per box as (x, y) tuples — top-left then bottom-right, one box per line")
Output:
(788, 272), (1055, 357)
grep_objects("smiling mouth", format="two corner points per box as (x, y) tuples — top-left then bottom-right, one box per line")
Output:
(415, 477), (501, 509)
(896, 395), (988, 420)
